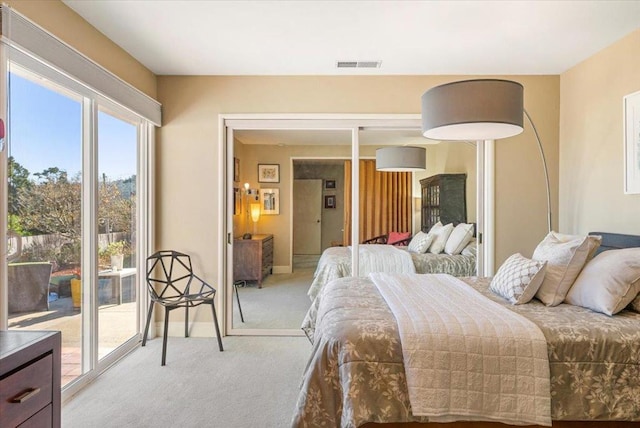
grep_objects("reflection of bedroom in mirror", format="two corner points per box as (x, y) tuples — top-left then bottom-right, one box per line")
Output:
(229, 124), (479, 334)
(231, 129), (352, 332)
(308, 134), (479, 302)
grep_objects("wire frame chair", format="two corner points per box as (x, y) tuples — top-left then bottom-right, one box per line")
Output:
(142, 250), (223, 365)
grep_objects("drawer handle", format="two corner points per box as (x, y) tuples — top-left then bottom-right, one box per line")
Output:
(11, 387), (41, 403)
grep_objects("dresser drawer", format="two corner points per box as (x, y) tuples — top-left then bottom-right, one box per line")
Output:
(0, 354), (53, 428)
(262, 244), (273, 262)
(262, 237), (273, 253)
(18, 403), (52, 428)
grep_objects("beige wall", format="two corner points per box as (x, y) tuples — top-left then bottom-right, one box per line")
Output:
(157, 75), (559, 287)
(559, 29), (640, 235)
(5, 0), (157, 98)
(237, 143), (352, 268)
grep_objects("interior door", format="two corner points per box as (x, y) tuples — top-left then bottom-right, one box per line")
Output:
(293, 179), (322, 255)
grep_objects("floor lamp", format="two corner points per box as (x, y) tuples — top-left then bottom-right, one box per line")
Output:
(420, 79), (552, 233)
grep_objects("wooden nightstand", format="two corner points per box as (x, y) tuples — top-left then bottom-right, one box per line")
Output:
(233, 234), (274, 288)
(0, 330), (61, 428)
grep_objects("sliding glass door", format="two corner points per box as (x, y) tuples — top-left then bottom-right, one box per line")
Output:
(3, 61), (149, 392)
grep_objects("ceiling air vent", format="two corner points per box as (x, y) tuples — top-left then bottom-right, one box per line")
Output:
(336, 60), (382, 69)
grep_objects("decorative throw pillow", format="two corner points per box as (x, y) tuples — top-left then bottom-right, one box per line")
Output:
(490, 253), (547, 304)
(387, 231), (411, 245)
(428, 223), (454, 254)
(444, 223), (475, 255)
(533, 232), (602, 306)
(407, 231), (434, 253)
(631, 295), (640, 313)
(565, 248), (640, 315)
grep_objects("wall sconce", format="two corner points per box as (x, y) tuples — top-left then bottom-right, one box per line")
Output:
(243, 182), (259, 199)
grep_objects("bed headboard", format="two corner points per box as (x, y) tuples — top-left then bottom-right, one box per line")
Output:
(591, 232), (640, 255)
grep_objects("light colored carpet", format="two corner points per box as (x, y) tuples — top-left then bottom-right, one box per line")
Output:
(232, 268), (314, 330)
(63, 335), (312, 428)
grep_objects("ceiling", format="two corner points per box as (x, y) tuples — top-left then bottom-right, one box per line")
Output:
(62, 1), (640, 76)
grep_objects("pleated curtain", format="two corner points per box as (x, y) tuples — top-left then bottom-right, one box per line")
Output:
(343, 160), (412, 245)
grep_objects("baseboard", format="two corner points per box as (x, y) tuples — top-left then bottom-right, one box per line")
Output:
(272, 265), (291, 274)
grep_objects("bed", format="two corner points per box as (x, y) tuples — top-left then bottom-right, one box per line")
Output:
(293, 232), (640, 428)
(307, 241), (477, 301)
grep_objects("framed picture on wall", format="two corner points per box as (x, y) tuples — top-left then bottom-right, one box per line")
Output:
(325, 179), (336, 189)
(324, 195), (336, 209)
(260, 188), (280, 215)
(234, 157), (240, 183)
(258, 163), (280, 183)
(624, 90), (640, 194)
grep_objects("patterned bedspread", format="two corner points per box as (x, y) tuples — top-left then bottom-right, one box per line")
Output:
(307, 244), (476, 301)
(294, 275), (640, 428)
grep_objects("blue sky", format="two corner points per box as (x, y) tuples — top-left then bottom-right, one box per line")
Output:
(9, 73), (137, 180)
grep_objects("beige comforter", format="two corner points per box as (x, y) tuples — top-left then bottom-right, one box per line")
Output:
(294, 275), (640, 428)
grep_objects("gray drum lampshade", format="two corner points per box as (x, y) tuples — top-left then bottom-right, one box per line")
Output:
(421, 79), (524, 141)
(376, 146), (426, 171)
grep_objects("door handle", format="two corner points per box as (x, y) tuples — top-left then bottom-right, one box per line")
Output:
(316, 220), (321, 223)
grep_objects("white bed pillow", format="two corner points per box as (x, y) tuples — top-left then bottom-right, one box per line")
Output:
(490, 253), (547, 304)
(428, 223), (454, 254)
(533, 232), (602, 306)
(565, 248), (640, 315)
(407, 231), (434, 254)
(461, 239), (477, 257)
(428, 221), (443, 233)
(444, 223), (475, 255)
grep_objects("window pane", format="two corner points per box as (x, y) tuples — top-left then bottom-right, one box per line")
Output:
(97, 108), (138, 360)
(7, 70), (84, 387)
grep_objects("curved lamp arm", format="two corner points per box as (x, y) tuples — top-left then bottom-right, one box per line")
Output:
(524, 109), (552, 233)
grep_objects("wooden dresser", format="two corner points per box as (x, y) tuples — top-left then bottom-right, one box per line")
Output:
(233, 234), (274, 288)
(0, 330), (61, 428)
